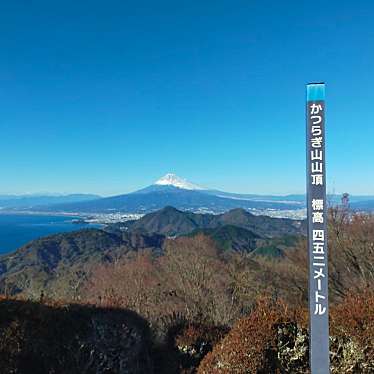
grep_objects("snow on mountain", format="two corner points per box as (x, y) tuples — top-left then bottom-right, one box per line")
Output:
(154, 173), (204, 190)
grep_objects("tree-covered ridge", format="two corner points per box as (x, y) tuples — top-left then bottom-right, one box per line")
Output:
(0, 229), (164, 299)
(114, 206), (305, 237)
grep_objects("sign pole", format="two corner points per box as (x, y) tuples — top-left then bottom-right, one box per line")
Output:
(306, 82), (330, 373)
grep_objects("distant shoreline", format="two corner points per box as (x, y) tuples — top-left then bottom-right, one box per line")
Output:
(0, 210), (82, 217)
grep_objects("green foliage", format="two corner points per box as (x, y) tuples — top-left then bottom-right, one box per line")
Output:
(254, 235), (300, 257)
(187, 225), (260, 253)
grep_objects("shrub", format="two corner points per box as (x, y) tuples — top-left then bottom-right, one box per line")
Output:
(198, 292), (374, 373)
(330, 289), (374, 373)
(197, 298), (295, 373)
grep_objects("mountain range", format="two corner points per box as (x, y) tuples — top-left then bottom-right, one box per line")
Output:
(1, 174), (373, 214)
(28, 174), (305, 214)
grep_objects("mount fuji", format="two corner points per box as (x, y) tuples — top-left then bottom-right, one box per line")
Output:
(33, 174), (304, 214)
(154, 173), (204, 190)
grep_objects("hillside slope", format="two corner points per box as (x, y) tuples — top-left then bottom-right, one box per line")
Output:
(0, 229), (164, 298)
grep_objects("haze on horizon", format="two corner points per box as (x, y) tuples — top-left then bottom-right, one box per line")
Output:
(1, 1), (373, 196)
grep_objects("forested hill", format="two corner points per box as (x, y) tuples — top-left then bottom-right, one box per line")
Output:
(114, 206), (306, 237)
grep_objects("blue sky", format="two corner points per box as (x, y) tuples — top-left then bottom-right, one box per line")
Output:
(1, 1), (373, 196)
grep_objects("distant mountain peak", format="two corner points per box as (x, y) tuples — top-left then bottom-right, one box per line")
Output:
(154, 173), (203, 190)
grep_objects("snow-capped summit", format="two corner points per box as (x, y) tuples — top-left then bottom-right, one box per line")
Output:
(154, 173), (204, 190)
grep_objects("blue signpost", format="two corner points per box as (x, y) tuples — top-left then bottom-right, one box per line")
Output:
(306, 83), (330, 373)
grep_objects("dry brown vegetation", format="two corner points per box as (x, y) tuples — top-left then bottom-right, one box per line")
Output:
(198, 292), (374, 373)
(197, 298), (306, 373)
(328, 209), (374, 300)
(85, 211), (374, 323)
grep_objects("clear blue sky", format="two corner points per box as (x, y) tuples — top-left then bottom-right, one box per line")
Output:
(1, 1), (373, 196)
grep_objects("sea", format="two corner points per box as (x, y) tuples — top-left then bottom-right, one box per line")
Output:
(0, 214), (101, 255)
